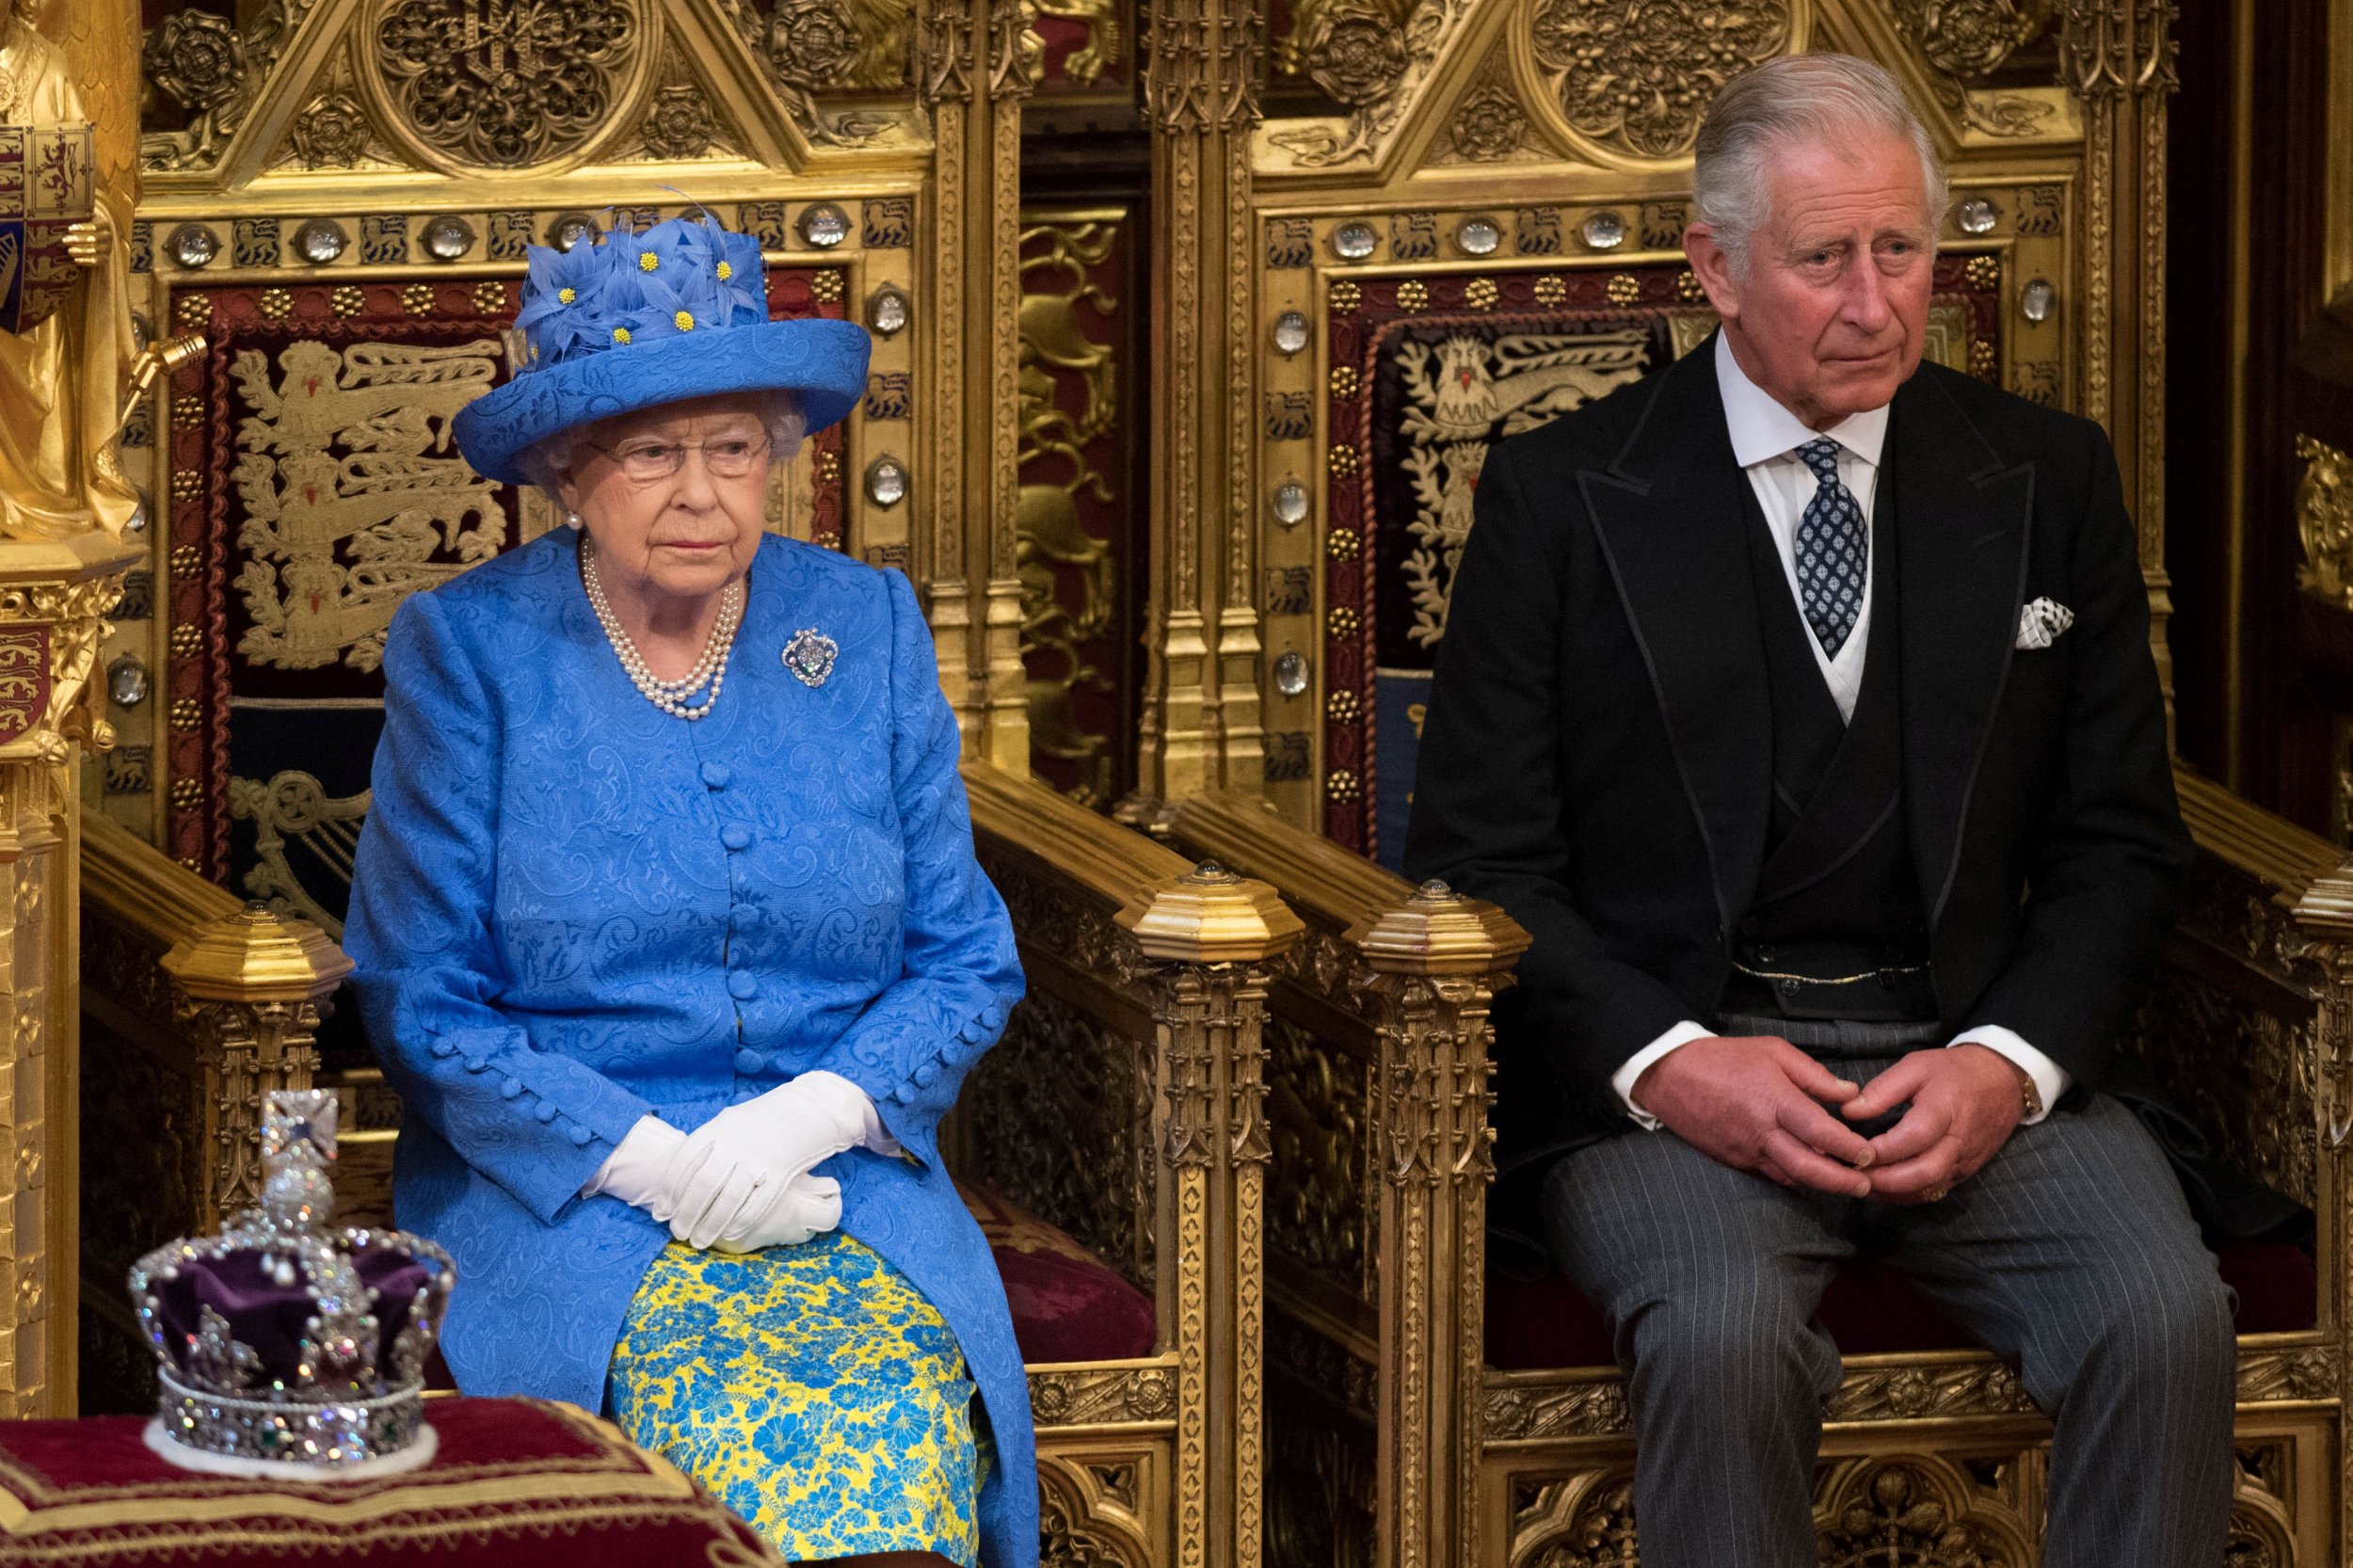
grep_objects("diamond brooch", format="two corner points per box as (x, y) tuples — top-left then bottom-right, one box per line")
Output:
(783, 628), (839, 687)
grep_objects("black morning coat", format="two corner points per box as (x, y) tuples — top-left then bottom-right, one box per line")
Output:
(1401, 331), (2197, 1176)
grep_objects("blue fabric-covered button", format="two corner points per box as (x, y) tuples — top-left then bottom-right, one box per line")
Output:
(500, 1076), (524, 1098)
(535, 1101), (561, 1123)
(568, 1124), (594, 1146)
(890, 1082), (917, 1106)
(733, 1048), (766, 1075)
(914, 1061), (938, 1088)
(981, 1002), (1004, 1031)
(722, 824), (753, 852)
(728, 970), (759, 1000)
(462, 1053), (490, 1073)
(700, 761), (731, 789)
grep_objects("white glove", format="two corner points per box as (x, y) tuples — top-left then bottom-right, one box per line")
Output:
(665, 1071), (888, 1251)
(703, 1169), (841, 1253)
(583, 1114), (687, 1207)
(584, 1112), (842, 1252)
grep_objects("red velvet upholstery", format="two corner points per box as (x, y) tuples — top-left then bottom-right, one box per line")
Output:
(0, 1397), (771, 1563)
(1484, 1240), (2316, 1371)
(961, 1182), (1159, 1364)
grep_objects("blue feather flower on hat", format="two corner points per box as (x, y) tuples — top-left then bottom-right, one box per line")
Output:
(454, 211), (870, 488)
(509, 240), (613, 365)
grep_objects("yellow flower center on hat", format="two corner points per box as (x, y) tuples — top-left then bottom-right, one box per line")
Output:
(674, 310), (694, 331)
(557, 287), (575, 305)
(613, 327), (632, 344)
(715, 260), (732, 280)
(638, 252), (659, 272)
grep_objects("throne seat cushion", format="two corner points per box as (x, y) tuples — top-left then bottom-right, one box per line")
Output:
(959, 1183), (1159, 1365)
(1483, 1240), (2315, 1371)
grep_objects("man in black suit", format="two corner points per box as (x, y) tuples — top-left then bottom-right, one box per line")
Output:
(1404, 52), (2230, 1568)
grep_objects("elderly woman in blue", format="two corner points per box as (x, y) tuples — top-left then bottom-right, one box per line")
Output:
(344, 215), (1033, 1568)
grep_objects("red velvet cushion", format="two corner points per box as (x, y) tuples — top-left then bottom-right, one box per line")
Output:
(960, 1183), (1159, 1364)
(0, 1397), (771, 1563)
(1485, 1240), (2316, 1371)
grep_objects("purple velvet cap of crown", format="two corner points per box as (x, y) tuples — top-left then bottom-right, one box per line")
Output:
(451, 213), (871, 488)
(150, 1244), (435, 1391)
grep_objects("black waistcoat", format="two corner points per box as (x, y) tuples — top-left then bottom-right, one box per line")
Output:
(1727, 474), (1933, 1020)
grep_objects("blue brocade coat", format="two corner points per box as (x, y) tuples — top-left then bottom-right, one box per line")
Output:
(344, 529), (1036, 1568)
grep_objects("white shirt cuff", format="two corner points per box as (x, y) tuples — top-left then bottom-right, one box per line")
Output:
(1949, 1027), (2070, 1125)
(1612, 1020), (1716, 1131)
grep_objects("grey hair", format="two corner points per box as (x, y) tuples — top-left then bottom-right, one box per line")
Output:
(1691, 54), (1948, 278)
(516, 389), (809, 509)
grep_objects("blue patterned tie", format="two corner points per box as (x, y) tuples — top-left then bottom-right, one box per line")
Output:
(1790, 436), (1866, 657)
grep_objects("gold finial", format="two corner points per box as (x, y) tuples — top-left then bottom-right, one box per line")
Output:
(160, 903), (354, 1005)
(1114, 860), (1303, 964)
(1344, 880), (1531, 975)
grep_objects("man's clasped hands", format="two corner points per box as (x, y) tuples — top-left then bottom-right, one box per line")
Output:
(1630, 1033), (2034, 1201)
(593, 1070), (894, 1251)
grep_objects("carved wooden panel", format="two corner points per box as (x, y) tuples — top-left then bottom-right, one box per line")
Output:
(1265, 1014), (1369, 1300)
(2120, 856), (2325, 1207)
(1266, 1375), (1376, 1568)
(1018, 209), (1140, 808)
(1039, 1438), (1167, 1568)
(959, 979), (1156, 1293)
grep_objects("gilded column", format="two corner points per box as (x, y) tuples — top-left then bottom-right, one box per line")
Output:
(1118, 862), (1302, 1568)
(2060, 1), (2180, 710)
(922, 1), (982, 749)
(923, 0), (1038, 770)
(1139, 1), (1263, 800)
(1346, 882), (1529, 1568)
(2282, 860), (2353, 1548)
(159, 904), (353, 1231)
(0, 0), (150, 1417)
(981, 0), (1041, 774)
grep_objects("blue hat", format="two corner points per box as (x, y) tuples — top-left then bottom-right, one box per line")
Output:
(452, 215), (870, 488)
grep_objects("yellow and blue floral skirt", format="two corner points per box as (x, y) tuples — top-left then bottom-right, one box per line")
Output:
(606, 1233), (987, 1565)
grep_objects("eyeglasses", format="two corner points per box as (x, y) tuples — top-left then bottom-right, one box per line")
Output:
(587, 429), (774, 483)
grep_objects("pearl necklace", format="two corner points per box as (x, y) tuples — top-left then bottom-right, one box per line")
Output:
(580, 537), (743, 722)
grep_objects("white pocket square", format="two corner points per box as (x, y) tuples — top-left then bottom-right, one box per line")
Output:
(2015, 597), (2074, 650)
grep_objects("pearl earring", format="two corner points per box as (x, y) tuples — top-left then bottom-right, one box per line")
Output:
(565, 510), (584, 530)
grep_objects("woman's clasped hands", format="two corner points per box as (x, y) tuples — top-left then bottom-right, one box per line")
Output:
(593, 1071), (895, 1252)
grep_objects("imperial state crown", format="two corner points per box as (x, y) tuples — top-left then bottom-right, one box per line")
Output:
(127, 1089), (456, 1478)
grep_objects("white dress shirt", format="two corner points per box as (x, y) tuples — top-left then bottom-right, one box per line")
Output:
(1609, 336), (2070, 1130)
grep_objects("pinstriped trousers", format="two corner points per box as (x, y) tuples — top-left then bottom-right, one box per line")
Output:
(1538, 1021), (2235, 1568)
